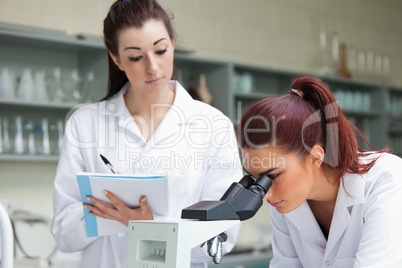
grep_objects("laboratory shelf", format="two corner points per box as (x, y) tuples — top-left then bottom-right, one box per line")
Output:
(0, 98), (78, 111)
(342, 109), (383, 118)
(1, 21), (402, 161)
(234, 91), (276, 100)
(0, 154), (59, 162)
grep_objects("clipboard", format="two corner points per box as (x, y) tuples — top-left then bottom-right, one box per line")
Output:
(76, 172), (168, 237)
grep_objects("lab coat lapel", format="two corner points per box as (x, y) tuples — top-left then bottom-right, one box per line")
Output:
(105, 83), (147, 145)
(286, 201), (327, 250)
(149, 81), (195, 148)
(325, 173), (365, 258)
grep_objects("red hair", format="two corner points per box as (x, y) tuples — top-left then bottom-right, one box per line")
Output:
(237, 76), (387, 180)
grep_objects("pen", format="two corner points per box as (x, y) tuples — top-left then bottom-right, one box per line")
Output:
(100, 154), (115, 174)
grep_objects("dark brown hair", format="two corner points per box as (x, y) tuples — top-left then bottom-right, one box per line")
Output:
(237, 76), (387, 180)
(102, 0), (175, 100)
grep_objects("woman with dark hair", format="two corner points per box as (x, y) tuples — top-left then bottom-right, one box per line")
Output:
(51, 0), (241, 267)
(237, 76), (402, 267)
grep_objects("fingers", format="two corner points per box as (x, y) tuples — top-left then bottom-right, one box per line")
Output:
(104, 190), (127, 211)
(83, 193), (153, 226)
(139, 195), (153, 220)
(83, 198), (115, 220)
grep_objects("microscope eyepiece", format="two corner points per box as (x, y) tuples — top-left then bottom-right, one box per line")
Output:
(238, 174), (254, 189)
(254, 175), (272, 192)
(249, 175), (272, 198)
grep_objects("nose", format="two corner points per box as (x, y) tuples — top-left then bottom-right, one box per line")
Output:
(262, 188), (273, 202)
(146, 55), (158, 74)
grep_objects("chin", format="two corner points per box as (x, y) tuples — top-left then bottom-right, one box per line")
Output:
(276, 203), (302, 214)
(276, 207), (292, 214)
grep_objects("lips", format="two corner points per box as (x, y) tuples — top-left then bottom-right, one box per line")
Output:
(146, 77), (162, 85)
(269, 200), (284, 208)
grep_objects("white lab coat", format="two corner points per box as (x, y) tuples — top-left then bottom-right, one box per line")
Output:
(51, 81), (242, 268)
(269, 152), (402, 268)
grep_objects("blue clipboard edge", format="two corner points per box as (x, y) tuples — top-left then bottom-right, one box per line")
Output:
(76, 174), (98, 237)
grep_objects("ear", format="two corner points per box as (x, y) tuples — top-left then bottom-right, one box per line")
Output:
(109, 51), (123, 71)
(308, 145), (325, 168)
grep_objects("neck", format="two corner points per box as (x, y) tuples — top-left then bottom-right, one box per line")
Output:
(309, 167), (340, 204)
(124, 83), (175, 117)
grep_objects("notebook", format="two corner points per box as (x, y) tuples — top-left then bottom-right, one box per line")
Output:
(76, 172), (168, 237)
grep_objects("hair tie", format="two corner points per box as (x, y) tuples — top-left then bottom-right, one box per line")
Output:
(123, 0), (130, 2)
(289, 88), (304, 99)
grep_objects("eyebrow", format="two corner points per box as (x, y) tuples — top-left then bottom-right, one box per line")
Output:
(124, 38), (167, 51)
(243, 166), (279, 177)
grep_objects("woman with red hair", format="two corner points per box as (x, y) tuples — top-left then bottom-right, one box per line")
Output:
(237, 76), (402, 267)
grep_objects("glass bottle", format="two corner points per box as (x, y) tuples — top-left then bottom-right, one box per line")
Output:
(331, 32), (340, 76)
(347, 45), (357, 79)
(382, 55), (392, 85)
(337, 43), (352, 79)
(83, 71), (95, 102)
(34, 118), (50, 155)
(14, 115), (24, 154)
(0, 116), (3, 153)
(198, 73), (213, 105)
(310, 16), (334, 76)
(1, 116), (11, 153)
(42, 118), (50, 155)
(22, 120), (35, 154)
(356, 50), (366, 81)
(366, 51), (374, 82)
(0, 68), (16, 99)
(57, 119), (64, 154)
(17, 69), (35, 101)
(34, 70), (49, 102)
(50, 67), (65, 102)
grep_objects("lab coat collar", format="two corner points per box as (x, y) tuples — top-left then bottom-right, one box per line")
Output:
(285, 172), (366, 254)
(339, 172), (365, 207)
(102, 81), (199, 146)
(103, 82), (130, 116)
(150, 81), (193, 146)
(323, 172), (365, 257)
(286, 201), (328, 250)
(103, 81), (197, 117)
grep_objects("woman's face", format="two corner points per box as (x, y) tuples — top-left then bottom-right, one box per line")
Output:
(242, 146), (316, 214)
(110, 19), (175, 93)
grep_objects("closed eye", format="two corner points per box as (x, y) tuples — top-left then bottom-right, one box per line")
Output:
(129, 56), (142, 62)
(156, 49), (167, 55)
(268, 173), (281, 180)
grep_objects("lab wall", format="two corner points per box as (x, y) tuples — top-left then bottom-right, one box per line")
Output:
(0, 0), (401, 86)
(1, 0), (402, 258)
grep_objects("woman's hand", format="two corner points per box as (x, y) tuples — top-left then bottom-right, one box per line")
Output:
(84, 191), (153, 226)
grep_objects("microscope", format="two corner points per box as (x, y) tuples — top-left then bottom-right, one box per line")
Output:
(127, 174), (272, 267)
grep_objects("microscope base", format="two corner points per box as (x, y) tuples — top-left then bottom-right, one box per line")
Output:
(127, 219), (239, 268)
